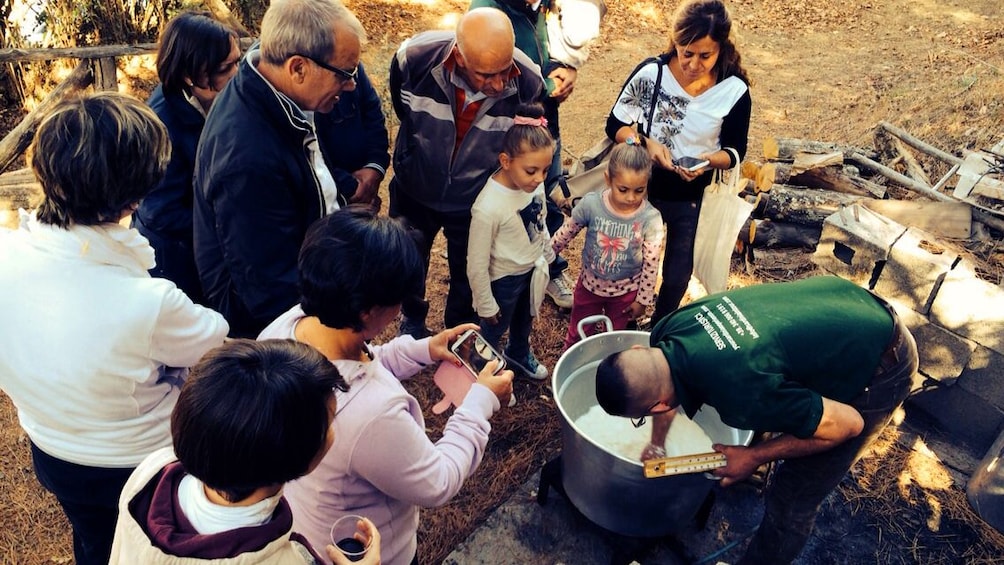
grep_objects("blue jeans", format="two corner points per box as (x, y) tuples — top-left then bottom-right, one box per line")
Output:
(31, 442), (135, 565)
(739, 309), (918, 565)
(478, 271), (533, 363)
(650, 198), (702, 322)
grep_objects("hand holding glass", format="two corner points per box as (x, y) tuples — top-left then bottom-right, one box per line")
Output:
(328, 515), (376, 563)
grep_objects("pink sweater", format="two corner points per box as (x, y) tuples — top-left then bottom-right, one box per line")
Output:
(259, 306), (499, 565)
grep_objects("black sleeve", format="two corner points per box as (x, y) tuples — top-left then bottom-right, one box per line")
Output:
(719, 88), (752, 163)
(605, 112), (630, 142)
(355, 64), (391, 171)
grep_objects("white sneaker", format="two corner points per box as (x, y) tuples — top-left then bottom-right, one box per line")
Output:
(545, 273), (574, 309)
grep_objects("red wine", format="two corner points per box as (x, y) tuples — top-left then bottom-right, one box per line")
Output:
(336, 537), (366, 561)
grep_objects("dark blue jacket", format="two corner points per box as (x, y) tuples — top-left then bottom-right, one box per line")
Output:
(193, 48), (346, 338)
(133, 84), (206, 303)
(316, 62), (390, 195)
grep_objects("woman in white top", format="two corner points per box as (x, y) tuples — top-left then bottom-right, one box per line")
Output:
(0, 92), (229, 565)
(605, 0), (752, 321)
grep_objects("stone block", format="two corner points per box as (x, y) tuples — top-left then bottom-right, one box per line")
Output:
(905, 384), (1004, 455)
(910, 321), (977, 386)
(958, 346), (1004, 411)
(812, 204), (907, 287)
(873, 227), (961, 314)
(929, 267), (1004, 355)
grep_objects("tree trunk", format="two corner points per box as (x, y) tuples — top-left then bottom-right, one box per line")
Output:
(754, 184), (867, 226)
(742, 218), (821, 248)
(763, 137), (877, 161)
(756, 162), (886, 198)
(0, 60), (93, 174)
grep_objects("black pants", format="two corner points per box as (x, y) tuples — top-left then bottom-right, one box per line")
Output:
(649, 198), (702, 322)
(739, 308), (918, 565)
(30, 442), (135, 565)
(389, 185), (477, 328)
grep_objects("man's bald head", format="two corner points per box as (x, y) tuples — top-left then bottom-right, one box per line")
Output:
(453, 7), (515, 97)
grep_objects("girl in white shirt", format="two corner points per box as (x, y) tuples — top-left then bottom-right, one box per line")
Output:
(467, 102), (557, 380)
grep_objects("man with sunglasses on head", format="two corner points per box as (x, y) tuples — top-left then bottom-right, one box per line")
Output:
(193, 0), (365, 338)
(595, 275), (918, 565)
(388, 7), (544, 340)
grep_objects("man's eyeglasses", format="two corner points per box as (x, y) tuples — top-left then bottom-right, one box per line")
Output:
(630, 400), (674, 428)
(299, 54), (358, 83)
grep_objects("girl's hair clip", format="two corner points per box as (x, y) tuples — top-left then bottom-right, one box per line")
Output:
(513, 115), (548, 128)
(626, 135), (646, 147)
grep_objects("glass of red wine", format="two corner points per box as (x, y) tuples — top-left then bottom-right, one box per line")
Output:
(329, 514), (370, 562)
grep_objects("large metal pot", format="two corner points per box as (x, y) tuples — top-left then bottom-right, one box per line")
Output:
(552, 317), (754, 537)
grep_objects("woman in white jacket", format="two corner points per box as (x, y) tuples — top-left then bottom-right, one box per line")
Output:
(0, 92), (229, 565)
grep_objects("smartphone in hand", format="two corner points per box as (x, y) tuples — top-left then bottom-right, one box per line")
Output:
(450, 330), (506, 379)
(674, 156), (710, 172)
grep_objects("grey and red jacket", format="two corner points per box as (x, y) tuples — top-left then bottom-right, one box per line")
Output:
(388, 30), (544, 213)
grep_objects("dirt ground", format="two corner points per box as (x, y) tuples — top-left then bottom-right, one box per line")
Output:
(1, 0), (1004, 563)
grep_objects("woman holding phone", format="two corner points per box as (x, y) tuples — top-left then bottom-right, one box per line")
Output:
(605, 0), (751, 321)
(258, 206), (513, 565)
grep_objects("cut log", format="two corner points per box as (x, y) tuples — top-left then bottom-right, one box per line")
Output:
(791, 151), (843, 174)
(754, 184), (867, 227)
(740, 160), (760, 181)
(0, 61), (93, 174)
(742, 218), (821, 248)
(861, 198), (971, 239)
(763, 137), (877, 161)
(756, 162), (885, 198)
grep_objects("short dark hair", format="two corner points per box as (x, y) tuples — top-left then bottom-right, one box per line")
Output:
(156, 11), (239, 95)
(298, 205), (423, 331)
(171, 339), (347, 503)
(30, 92), (171, 228)
(595, 352), (634, 416)
(501, 102), (554, 157)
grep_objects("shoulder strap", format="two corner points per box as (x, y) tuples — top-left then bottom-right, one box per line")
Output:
(640, 54), (669, 138)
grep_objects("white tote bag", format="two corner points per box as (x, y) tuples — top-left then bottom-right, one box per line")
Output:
(692, 148), (754, 294)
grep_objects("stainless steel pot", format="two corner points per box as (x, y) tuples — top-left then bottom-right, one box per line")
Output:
(552, 316), (753, 537)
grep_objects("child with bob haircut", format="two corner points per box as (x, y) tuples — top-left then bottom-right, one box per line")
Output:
(551, 141), (664, 348)
(0, 92), (228, 565)
(260, 205), (513, 565)
(467, 102), (556, 381)
(109, 339), (382, 565)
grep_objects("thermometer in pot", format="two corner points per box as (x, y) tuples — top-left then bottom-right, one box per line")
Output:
(643, 452), (727, 478)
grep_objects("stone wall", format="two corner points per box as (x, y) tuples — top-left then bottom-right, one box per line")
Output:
(812, 203), (1004, 474)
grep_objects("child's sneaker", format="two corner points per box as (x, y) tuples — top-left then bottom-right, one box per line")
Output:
(506, 352), (549, 381)
(545, 273), (574, 309)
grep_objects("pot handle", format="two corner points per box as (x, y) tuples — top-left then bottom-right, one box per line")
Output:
(577, 314), (614, 340)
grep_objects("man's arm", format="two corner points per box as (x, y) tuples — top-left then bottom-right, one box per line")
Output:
(641, 409), (676, 461)
(712, 396), (865, 486)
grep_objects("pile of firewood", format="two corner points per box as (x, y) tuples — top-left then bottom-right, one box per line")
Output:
(736, 122), (1004, 252)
